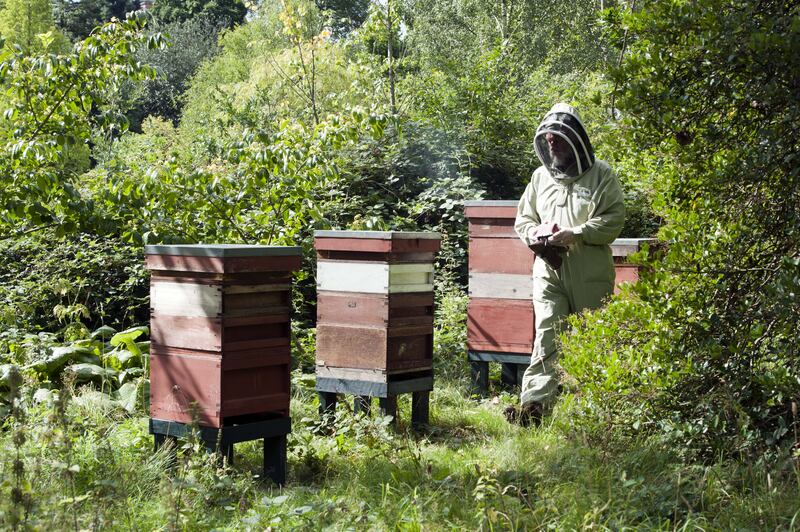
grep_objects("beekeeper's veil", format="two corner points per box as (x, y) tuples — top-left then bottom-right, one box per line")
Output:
(534, 103), (595, 182)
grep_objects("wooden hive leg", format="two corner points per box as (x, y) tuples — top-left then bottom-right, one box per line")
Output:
(411, 391), (430, 428)
(470, 360), (489, 396)
(153, 433), (169, 452)
(379, 396), (398, 426)
(354, 395), (372, 416)
(516, 363), (526, 387)
(318, 391), (338, 417)
(501, 362), (519, 386)
(264, 434), (287, 486)
(220, 441), (234, 467)
(200, 430), (234, 467)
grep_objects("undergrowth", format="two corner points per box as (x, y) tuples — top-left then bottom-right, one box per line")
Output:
(1, 374), (799, 530)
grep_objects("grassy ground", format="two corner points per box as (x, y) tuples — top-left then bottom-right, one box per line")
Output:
(2, 372), (799, 530)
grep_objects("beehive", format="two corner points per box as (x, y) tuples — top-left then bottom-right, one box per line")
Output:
(146, 244), (302, 428)
(315, 231), (440, 375)
(465, 200), (535, 355)
(314, 231), (441, 424)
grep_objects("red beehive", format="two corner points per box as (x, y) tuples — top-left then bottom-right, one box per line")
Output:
(314, 230), (441, 385)
(465, 201), (535, 355)
(145, 244), (302, 428)
(612, 238), (656, 292)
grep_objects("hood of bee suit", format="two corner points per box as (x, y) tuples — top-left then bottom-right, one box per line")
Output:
(534, 103), (595, 185)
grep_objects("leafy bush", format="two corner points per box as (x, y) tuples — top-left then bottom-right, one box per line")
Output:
(433, 286), (469, 384)
(561, 0), (800, 462)
(0, 230), (148, 332)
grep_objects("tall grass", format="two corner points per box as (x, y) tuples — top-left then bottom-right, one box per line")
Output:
(2, 378), (798, 530)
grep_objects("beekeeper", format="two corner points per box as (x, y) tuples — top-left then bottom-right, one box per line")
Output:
(509, 103), (625, 426)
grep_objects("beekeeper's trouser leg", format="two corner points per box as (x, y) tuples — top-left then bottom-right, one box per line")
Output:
(520, 261), (613, 409)
(520, 274), (569, 408)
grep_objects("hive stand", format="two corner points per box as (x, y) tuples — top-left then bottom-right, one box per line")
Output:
(313, 230), (441, 428)
(150, 416), (290, 485)
(145, 244), (302, 485)
(316, 369), (433, 427)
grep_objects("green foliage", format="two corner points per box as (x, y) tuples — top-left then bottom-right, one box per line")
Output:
(0, 0), (68, 53)
(432, 287), (469, 383)
(0, 230), (148, 332)
(1, 377), (799, 529)
(0, 12), (162, 238)
(150, 0), (248, 27)
(561, 0), (800, 461)
(407, 0), (612, 76)
(316, 0), (369, 38)
(51, 0), (139, 41)
(126, 15), (223, 127)
(93, 105), (386, 246)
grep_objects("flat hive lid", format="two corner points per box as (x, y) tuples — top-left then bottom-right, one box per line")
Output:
(464, 200), (519, 220)
(463, 200), (518, 207)
(314, 230), (441, 240)
(314, 230), (441, 253)
(611, 238), (657, 257)
(145, 244), (302, 257)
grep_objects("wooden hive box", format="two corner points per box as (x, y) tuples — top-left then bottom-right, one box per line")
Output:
(314, 231), (441, 381)
(465, 201), (535, 355)
(612, 238), (657, 292)
(145, 244), (302, 428)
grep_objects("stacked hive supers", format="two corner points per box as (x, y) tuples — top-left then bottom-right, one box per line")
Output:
(465, 201), (657, 393)
(464, 201), (535, 390)
(314, 230), (441, 425)
(145, 244), (301, 484)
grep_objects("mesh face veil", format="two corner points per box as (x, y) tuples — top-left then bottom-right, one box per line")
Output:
(534, 103), (595, 181)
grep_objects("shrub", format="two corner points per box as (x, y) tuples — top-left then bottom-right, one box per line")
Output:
(0, 230), (148, 332)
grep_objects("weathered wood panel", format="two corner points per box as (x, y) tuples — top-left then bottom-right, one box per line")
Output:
(468, 237), (534, 275)
(388, 263), (434, 292)
(614, 264), (640, 293)
(146, 254), (302, 274)
(223, 283), (292, 295)
(468, 219), (518, 237)
(150, 348), (291, 426)
(223, 290), (289, 313)
(150, 272), (292, 286)
(151, 315), (223, 352)
(150, 351), (222, 426)
(468, 272), (533, 300)
(315, 365), (432, 383)
(317, 292), (389, 327)
(150, 313), (291, 353)
(316, 251), (436, 263)
(316, 324), (433, 371)
(464, 204), (518, 220)
(317, 261), (434, 294)
(150, 281), (222, 317)
(467, 299), (534, 354)
(317, 261), (389, 293)
(314, 236), (442, 254)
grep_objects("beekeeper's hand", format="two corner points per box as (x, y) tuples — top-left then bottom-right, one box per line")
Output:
(549, 228), (577, 247)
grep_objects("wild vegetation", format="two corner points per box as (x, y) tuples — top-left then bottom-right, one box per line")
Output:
(0, 0), (798, 529)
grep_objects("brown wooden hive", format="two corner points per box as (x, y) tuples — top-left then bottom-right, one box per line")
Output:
(146, 244), (302, 428)
(314, 231), (441, 381)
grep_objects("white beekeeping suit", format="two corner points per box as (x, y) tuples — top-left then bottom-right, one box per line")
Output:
(513, 103), (625, 422)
